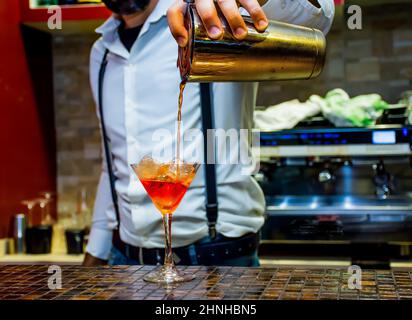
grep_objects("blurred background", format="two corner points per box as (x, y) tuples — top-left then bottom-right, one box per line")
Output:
(0, 0), (412, 267)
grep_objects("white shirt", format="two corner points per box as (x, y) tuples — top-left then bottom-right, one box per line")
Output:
(86, 0), (334, 260)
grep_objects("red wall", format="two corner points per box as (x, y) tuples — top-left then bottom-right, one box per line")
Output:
(0, 0), (55, 238)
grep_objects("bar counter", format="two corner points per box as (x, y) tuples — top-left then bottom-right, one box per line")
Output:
(1, 265), (412, 300)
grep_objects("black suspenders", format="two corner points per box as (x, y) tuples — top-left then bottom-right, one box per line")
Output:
(97, 49), (218, 239)
(199, 83), (218, 239)
(98, 49), (121, 228)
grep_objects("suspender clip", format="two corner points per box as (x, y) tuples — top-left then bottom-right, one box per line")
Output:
(208, 223), (217, 240)
(206, 203), (218, 239)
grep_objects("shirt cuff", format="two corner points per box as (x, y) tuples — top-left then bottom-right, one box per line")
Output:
(86, 227), (113, 260)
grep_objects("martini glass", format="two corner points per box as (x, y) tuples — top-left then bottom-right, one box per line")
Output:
(131, 155), (199, 284)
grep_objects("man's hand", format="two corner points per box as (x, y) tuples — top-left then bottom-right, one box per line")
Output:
(82, 252), (108, 267)
(167, 0), (269, 47)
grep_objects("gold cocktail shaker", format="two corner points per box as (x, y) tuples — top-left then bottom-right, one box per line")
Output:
(178, 2), (326, 82)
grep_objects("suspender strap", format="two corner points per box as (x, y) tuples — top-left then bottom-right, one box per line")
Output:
(200, 83), (218, 239)
(98, 49), (121, 229)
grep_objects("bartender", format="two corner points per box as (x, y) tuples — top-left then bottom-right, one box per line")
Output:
(83, 0), (334, 266)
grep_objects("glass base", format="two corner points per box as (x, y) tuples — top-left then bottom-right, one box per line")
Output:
(143, 266), (195, 284)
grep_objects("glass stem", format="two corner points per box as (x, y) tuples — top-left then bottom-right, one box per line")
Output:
(162, 213), (174, 268)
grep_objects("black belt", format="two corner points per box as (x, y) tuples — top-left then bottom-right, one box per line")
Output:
(112, 231), (259, 266)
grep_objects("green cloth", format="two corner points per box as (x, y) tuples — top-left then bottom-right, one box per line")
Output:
(310, 89), (389, 127)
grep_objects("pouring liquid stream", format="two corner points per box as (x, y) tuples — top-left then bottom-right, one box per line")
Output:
(175, 2), (191, 178)
(176, 80), (186, 177)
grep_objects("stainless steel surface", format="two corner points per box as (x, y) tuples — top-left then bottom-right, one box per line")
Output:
(13, 214), (26, 254)
(178, 4), (326, 82)
(258, 125), (412, 158)
(265, 195), (412, 215)
(259, 158), (412, 198)
(258, 126), (412, 257)
(259, 143), (411, 158)
(259, 153), (412, 250)
(373, 160), (394, 199)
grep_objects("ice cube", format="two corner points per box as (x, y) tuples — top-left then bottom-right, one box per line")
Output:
(131, 156), (199, 183)
(132, 155), (158, 180)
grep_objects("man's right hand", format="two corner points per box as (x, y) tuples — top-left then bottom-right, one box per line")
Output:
(167, 0), (269, 47)
(82, 252), (108, 267)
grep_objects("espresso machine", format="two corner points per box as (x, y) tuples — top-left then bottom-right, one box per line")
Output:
(256, 124), (412, 268)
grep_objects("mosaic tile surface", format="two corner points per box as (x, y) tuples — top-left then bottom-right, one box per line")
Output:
(0, 265), (411, 300)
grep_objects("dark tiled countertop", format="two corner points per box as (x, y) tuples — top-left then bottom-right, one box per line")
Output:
(1, 265), (412, 300)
